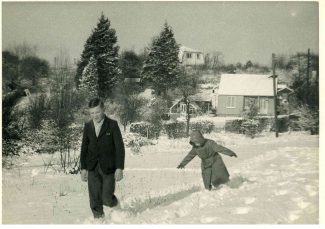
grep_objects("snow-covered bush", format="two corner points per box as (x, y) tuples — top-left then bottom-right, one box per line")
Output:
(225, 119), (244, 133)
(123, 132), (156, 154)
(289, 105), (319, 134)
(2, 139), (22, 158)
(130, 122), (159, 139)
(240, 119), (259, 138)
(256, 117), (273, 132)
(164, 121), (187, 139)
(164, 120), (215, 139)
(190, 120), (215, 134)
(27, 93), (49, 129)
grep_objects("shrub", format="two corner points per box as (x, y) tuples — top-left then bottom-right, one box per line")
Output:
(256, 117), (273, 132)
(190, 120), (214, 134)
(123, 132), (155, 154)
(240, 119), (259, 138)
(27, 93), (49, 129)
(130, 122), (159, 139)
(2, 90), (26, 140)
(164, 121), (187, 139)
(289, 105), (318, 134)
(225, 119), (244, 133)
(2, 139), (22, 157)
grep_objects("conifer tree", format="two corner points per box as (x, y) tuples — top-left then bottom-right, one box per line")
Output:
(142, 22), (180, 96)
(79, 56), (99, 97)
(76, 13), (120, 98)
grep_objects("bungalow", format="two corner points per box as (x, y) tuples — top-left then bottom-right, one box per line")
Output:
(178, 46), (204, 66)
(277, 84), (294, 103)
(217, 74), (275, 117)
(169, 91), (212, 118)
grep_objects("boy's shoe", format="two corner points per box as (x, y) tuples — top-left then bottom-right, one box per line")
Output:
(93, 214), (106, 224)
(104, 198), (121, 210)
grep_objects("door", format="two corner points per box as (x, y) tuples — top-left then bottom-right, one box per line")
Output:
(259, 98), (269, 114)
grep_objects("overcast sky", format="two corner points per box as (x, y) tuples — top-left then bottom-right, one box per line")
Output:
(2, 1), (319, 66)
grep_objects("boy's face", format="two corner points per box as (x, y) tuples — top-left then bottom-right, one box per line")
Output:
(89, 105), (105, 123)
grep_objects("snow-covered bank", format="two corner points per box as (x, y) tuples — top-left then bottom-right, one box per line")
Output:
(2, 132), (319, 224)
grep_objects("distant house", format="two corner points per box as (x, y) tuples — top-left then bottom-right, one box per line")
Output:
(217, 74), (275, 116)
(178, 46), (204, 66)
(277, 84), (294, 103)
(169, 91), (212, 118)
(277, 84), (294, 115)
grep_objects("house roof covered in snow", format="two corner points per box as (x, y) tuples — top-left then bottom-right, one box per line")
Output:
(218, 74), (274, 96)
(277, 84), (294, 93)
(189, 91), (212, 102)
(179, 46), (202, 53)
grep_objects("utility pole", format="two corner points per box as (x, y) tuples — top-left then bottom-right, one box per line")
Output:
(305, 48), (311, 104)
(272, 53), (279, 137)
(297, 53), (300, 78)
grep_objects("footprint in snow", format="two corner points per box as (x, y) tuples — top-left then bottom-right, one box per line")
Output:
(200, 216), (219, 223)
(291, 197), (311, 209)
(305, 185), (317, 197)
(234, 207), (250, 215)
(274, 189), (288, 196)
(244, 197), (256, 205)
(277, 181), (290, 186)
(288, 210), (301, 222)
(31, 169), (40, 177)
(174, 208), (188, 218)
(110, 210), (129, 223)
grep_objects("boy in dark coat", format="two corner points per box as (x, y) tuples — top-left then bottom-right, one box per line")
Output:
(177, 130), (237, 190)
(80, 98), (125, 219)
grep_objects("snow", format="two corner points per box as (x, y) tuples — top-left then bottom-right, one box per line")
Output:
(2, 132), (319, 224)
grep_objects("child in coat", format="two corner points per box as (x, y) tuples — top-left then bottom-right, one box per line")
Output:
(177, 130), (237, 190)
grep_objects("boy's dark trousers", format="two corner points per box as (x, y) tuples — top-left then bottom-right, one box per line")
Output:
(88, 162), (118, 218)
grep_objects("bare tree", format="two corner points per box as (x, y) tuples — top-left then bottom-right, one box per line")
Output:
(174, 67), (198, 136)
(9, 40), (38, 60)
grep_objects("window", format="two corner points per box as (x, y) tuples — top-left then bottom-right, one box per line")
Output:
(180, 103), (186, 113)
(197, 54), (200, 59)
(186, 53), (192, 59)
(226, 96), (236, 108)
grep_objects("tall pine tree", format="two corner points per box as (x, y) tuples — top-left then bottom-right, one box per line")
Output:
(76, 13), (120, 98)
(79, 56), (99, 97)
(142, 22), (180, 96)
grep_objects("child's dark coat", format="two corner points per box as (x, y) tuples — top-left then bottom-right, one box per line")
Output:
(179, 131), (236, 189)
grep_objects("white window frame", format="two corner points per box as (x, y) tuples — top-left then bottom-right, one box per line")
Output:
(226, 96), (236, 108)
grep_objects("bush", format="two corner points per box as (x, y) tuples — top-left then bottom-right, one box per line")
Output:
(164, 120), (215, 139)
(276, 116), (290, 133)
(190, 120), (214, 134)
(225, 119), (244, 133)
(28, 93), (49, 129)
(123, 132), (155, 154)
(2, 90), (27, 140)
(256, 117), (273, 132)
(240, 119), (259, 138)
(164, 121), (187, 139)
(2, 139), (22, 157)
(130, 122), (159, 139)
(288, 105), (318, 134)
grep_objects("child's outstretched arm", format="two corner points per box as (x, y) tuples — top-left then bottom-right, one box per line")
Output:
(211, 141), (237, 157)
(177, 149), (197, 168)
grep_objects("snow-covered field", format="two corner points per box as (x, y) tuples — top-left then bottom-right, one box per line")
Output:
(2, 132), (319, 224)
